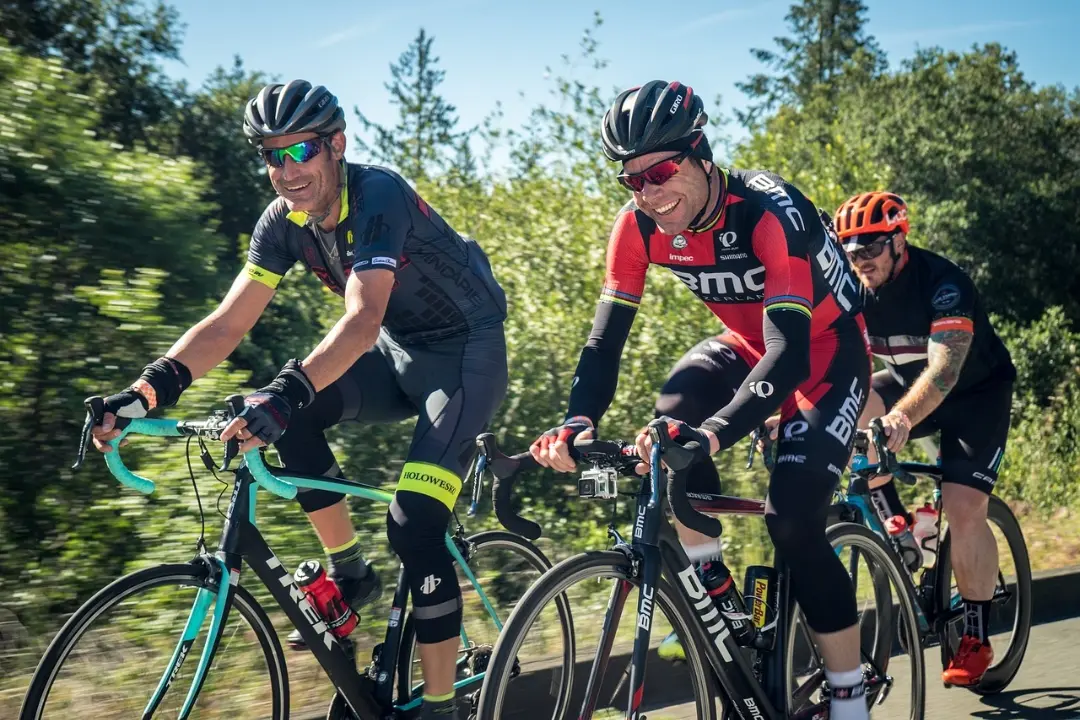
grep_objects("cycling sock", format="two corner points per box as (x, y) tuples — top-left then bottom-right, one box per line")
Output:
(962, 598), (992, 643)
(325, 536), (369, 580)
(420, 691), (457, 718)
(825, 667), (868, 720)
(870, 480), (912, 525)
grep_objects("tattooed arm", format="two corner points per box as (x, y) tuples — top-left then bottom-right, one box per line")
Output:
(892, 328), (974, 427)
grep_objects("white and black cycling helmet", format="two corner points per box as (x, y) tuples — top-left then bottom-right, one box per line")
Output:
(243, 80), (346, 146)
(601, 80), (711, 163)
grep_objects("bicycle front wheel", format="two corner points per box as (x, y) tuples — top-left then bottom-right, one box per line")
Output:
(19, 562), (287, 720)
(395, 531), (574, 717)
(785, 522), (926, 719)
(477, 550), (717, 720)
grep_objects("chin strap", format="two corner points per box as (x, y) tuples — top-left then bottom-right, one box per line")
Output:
(884, 241), (905, 285)
(688, 164), (726, 233)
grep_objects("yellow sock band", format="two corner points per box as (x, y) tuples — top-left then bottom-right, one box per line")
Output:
(423, 690), (455, 703)
(323, 535), (360, 555)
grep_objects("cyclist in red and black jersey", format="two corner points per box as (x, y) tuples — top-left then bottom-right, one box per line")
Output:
(530, 81), (873, 719)
(835, 191), (1017, 687)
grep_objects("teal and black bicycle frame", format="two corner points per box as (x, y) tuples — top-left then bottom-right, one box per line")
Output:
(91, 410), (504, 719)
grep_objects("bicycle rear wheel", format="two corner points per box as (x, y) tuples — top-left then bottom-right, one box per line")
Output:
(935, 494), (1032, 695)
(395, 531), (574, 717)
(785, 522), (925, 719)
(477, 550), (718, 720)
(19, 562), (287, 720)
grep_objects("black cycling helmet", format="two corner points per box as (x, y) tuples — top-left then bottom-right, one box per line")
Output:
(243, 80), (346, 146)
(601, 80), (710, 163)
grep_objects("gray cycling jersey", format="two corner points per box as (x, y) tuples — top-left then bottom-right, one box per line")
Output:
(246, 162), (507, 344)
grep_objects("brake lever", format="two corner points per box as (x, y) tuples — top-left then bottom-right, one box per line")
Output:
(219, 394), (246, 471)
(73, 396), (105, 470)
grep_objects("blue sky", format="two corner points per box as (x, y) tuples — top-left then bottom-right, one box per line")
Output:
(166, 0), (1074, 168)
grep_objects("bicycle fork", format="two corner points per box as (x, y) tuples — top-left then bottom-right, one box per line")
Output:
(142, 474), (258, 719)
(143, 554), (236, 720)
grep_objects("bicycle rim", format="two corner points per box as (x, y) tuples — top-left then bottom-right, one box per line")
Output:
(936, 495), (1032, 695)
(395, 531), (574, 718)
(785, 523), (925, 720)
(477, 550), (717, 720)
(19, 563), (287, 720)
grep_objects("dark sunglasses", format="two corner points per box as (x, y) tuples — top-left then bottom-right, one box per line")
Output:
(845, 234), (895, 263)
(617, 147), (694, 192)
(260, 137), (327, 168)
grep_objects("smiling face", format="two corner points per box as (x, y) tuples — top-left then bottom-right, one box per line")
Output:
(622, 151), (710, 236)
(262, 130), (346, 215)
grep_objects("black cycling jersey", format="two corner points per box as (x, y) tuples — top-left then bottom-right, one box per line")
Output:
(860, 246), (1015, 395)
(246, 162), (507, 344)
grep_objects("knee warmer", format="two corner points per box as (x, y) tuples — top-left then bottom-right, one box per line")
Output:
(386, 489), (461, 644)
(767, 470), (857, 634)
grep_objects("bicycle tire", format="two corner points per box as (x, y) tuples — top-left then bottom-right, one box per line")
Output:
(19, 562), (288, 720)
(476, 550), (717, 720)
(935, 494), (1032, 695)
(785, 522), (926, 719)
(394, 530), (575, 718)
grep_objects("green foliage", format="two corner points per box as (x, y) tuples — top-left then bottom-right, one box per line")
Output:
(353, 27), (464, 180)
(737, 0), (885, 127)
(174, 57), (274, 276)
(0, 40), (242, 626)
(0, 0), (185, 149)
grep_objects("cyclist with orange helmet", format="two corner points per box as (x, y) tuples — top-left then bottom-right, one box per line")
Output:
(834, 191), (1016, 686)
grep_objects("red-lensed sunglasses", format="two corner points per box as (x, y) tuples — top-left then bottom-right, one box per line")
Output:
(616, 147), (694, 193)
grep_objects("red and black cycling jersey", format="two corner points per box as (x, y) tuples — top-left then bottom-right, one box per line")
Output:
(859, 245), (1015, 395)
(246, 163), (506, 344)
(565, 168), (869, 450)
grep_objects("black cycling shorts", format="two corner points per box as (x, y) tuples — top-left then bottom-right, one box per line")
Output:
(656, 329), (871, 494)
(873, 372), (1012, 494)
(275, 324), (508, 511)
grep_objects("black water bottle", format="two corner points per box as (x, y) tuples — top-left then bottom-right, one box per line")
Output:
(700, 560), (755, 646)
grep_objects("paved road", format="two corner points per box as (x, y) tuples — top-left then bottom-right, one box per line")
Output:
(639, 617), (1080, 719)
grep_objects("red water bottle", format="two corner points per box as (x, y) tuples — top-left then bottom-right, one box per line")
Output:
(294, 560), (358, 638)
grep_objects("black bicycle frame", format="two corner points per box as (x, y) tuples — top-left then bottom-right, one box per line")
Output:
(585, 473), (791, 720)
(219, 467), (391, 718)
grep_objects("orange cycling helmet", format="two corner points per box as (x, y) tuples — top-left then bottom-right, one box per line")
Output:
(833, 192), (910, 248)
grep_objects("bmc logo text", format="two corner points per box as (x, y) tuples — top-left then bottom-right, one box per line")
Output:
(745, 174), (806, 232)
(634, 503), (647, 539)
(814, 237), (859, 312)
(671, 267), (765, 297)
(826, 378), (864, 447)
(266, 554), (336, 651)
(637, 583), (655, 631)
(676, 565), (734, 662)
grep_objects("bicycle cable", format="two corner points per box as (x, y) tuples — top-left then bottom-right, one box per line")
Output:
(185, 435), (207, 556)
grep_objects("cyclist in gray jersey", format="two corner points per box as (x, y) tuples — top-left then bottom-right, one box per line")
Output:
(91, 80), (506, 720)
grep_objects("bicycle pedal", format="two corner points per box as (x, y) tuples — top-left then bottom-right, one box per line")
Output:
(873, 674), (894, 706)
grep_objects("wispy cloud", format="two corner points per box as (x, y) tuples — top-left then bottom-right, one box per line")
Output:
(680, 0), (784, 33)
(880, 19), (1041, 44)
(316, 20), (382, 49)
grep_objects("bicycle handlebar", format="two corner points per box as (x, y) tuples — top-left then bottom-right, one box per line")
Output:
(75, 395), (299, 501)
(647, 420), (723, 539)
(862, 418), (917, 486)
(475, 433), (542, 540)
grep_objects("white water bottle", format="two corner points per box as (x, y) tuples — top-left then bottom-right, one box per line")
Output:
(911, 505), (940, 568)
